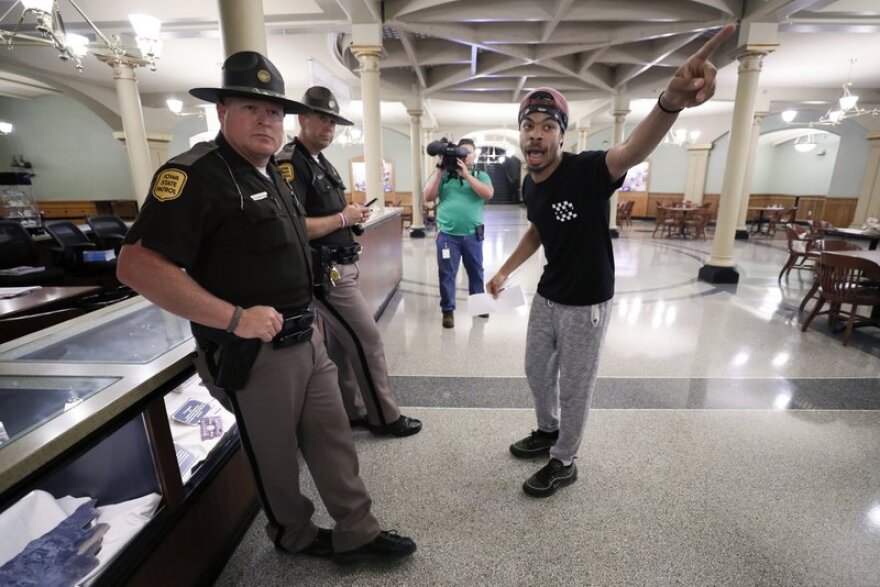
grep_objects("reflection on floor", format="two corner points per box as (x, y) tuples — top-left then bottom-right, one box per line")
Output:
(216, 206), (880, 586)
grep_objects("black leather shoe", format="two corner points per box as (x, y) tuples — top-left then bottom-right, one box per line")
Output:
(370, 415), (422, 437)
(277, 528), (333, 558)
(348, 416), (370, 430)
(333, 530), (416, 565)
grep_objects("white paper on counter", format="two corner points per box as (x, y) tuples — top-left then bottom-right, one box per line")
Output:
(467, 284), (526, 316)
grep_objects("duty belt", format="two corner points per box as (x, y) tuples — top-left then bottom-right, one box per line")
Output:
(273, 305), (315, 349)
(327, 242), (362, 265)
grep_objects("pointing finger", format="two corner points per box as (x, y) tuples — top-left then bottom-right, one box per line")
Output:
(693, 24), (736, 61)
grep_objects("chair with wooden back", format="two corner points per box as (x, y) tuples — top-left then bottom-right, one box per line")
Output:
(652, 206), (678, 238)
(779, 224), (816, 281)
(800, 252), (880, 345)
(766, 207), (797, 237)
(797, 240), (863, 312)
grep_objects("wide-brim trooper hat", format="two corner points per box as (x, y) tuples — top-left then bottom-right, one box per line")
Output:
(300, 86), (354, 125)
(190, 51), (309, 115)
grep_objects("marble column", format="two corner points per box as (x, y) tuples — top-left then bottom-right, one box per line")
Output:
(217, 0), (267, 56)
(609, 108), (628, 238)
(698, 49), (773, 284)
(852, 132), (880, 226)
(683, 144), (712, 206)
(99, 58), (152, 209)
(408, 109), (426, 237)
(735, 111), (767, 238)
(577, 126), (590, 152)
(351, 45), (385, 209)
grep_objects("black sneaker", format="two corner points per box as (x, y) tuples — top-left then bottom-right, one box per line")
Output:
(370, 415), (422, 438)
(523, 458), (577, 498)
(333, 530), (416, 565)
(509, 429), (559, 459)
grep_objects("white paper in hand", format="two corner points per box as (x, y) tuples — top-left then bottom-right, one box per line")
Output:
(467, 285), (526, 316)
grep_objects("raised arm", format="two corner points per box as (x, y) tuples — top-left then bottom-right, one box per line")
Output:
(117, 241), (281, 342)
(605, 24), (735, 181)
(305, 203), (369, 239)
(423, 166), (443, 202)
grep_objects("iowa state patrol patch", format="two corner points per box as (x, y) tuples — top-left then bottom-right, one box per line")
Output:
(151, 169), (188, 201)
(279, 162), (294, 182)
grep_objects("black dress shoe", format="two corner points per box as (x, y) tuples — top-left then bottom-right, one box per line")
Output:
(333, 530), (416, 565)
(348, 416), (370, 429)
(369, 415), (422, 438)
(277, 528), (333, 558)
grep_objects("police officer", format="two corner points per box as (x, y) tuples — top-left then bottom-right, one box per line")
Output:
(116, 52), (416, 563)
(277, 86), (421, 438)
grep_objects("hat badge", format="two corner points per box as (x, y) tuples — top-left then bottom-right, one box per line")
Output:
(328, 100), (336, 109)
(256, 69), (271, 83)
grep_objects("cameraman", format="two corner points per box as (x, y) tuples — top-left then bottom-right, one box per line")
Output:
(423, 138), (494, 328)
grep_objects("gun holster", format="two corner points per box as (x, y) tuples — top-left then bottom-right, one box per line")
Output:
(311, 246), (332, 299)
(192, 324), (262, 392)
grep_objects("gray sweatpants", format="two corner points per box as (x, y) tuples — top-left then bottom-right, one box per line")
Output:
(524, 293), (612, 463)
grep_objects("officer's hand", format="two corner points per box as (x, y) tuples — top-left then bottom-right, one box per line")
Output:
(235, 306), (282, 342)
(486, 272), (508, 299)
(357, 203), (372, 223)
(342, 204), (362, 227)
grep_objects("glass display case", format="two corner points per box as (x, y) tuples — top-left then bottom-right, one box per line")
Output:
(0, 296), (258, 586)
(0, 172), (41, 231)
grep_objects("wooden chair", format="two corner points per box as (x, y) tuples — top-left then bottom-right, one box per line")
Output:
(766, 207), (797, 237)
(682, 208), (710, 240)
(800, 252), (880, 345)
(779, 225), (815, 281)
(652, 206), (678, 238)
(797, 240), (863, 312)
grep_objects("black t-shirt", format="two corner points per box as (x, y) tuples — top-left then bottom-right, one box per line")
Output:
(277, 139), (353, 248)
(523, 150), (624, 306)
(124, 133), (314, 310)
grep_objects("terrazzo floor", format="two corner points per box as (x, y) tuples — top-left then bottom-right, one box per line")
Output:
(215, 206), (880, 586)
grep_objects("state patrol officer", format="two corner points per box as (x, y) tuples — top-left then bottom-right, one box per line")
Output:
(277, 86), (421, 438)
(116, 52), (416, 564)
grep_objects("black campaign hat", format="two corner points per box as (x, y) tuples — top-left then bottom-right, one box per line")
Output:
(300, 86), (354, 125)
(189, 51), (309, 115)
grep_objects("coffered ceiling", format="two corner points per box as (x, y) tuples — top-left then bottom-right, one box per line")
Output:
(0, 0), (878, 130)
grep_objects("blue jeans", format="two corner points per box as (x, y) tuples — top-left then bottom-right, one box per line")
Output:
(436, 231), (485, 312)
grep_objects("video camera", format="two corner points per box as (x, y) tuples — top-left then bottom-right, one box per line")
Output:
(426, 137), (469, 180)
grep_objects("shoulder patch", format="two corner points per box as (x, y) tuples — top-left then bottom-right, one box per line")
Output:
(152, 169), (188, 201)
(279, 162), (294, 182)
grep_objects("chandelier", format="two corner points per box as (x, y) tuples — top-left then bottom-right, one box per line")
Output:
(783, 59), (879, 127)
(336, 126), (363, 148)
(0, 0), (162, 71)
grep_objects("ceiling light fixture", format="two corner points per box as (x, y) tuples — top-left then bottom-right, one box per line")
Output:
(336, 126), (364, 148)
(0, 122), (13, 135)
(794, 133), (817, 153)
(0, 0), (162, 71)
(663, 128), (701, 147)
(784, 59), (879, 127)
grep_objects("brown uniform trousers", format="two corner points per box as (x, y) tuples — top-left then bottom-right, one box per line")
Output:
(318, 262), (402, 427)
(194, 326), (381, 552)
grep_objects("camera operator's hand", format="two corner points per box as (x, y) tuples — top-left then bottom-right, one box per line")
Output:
(486, 272), (508, 299)
(455, 158), (471, 178)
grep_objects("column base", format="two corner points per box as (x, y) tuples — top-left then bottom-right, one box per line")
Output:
(735, 229), (750, 240)
(698, 264), (740, 284)
(409, 227), (426, 238)
(609, 228), (620, 239)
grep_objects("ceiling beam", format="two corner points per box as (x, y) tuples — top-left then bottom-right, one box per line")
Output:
(398, 31), (428, 89)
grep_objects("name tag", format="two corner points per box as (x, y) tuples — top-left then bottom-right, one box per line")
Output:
(250, 192), (268, 201)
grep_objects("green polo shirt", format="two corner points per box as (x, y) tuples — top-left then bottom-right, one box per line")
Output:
(436, 169), (492, 236)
